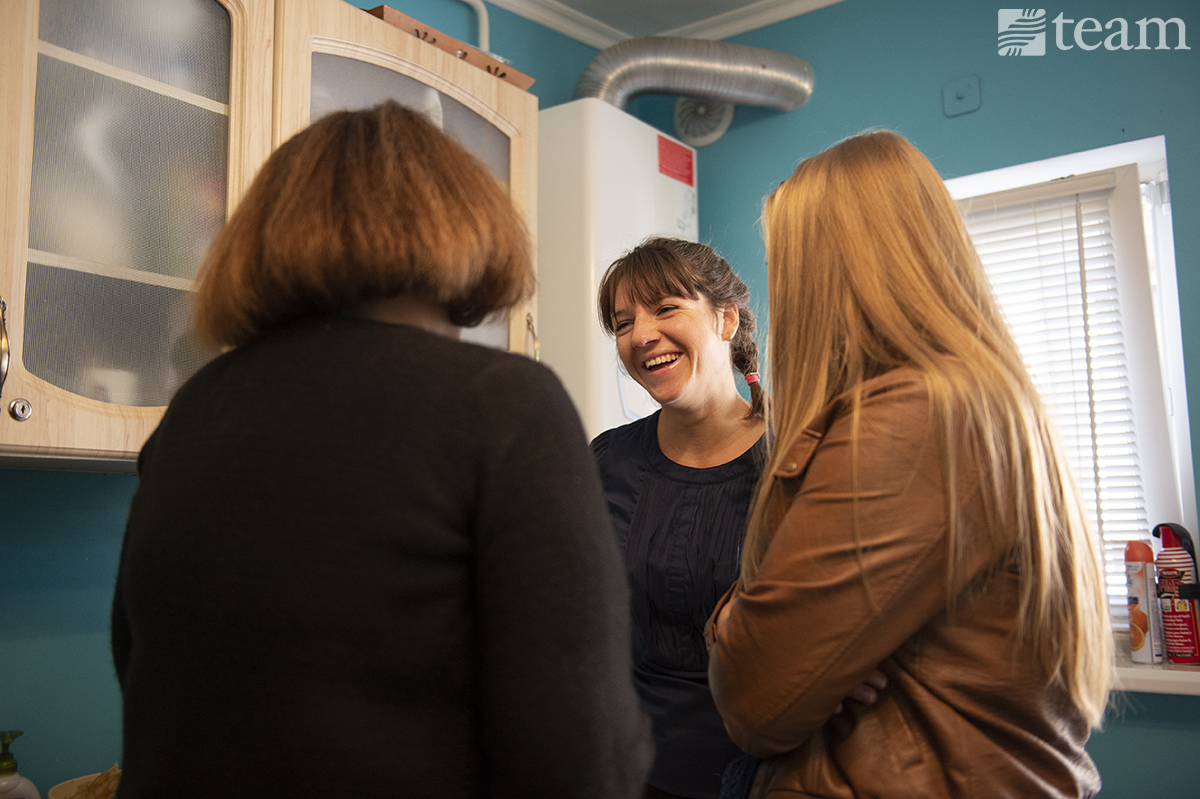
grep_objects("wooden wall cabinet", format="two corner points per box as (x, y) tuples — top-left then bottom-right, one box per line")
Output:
(0, 0), (537, 471)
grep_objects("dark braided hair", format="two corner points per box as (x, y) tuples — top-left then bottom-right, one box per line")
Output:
(597, 237), (764, 420)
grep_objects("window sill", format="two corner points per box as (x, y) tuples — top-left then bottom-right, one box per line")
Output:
(1113, 632), (1200, 695)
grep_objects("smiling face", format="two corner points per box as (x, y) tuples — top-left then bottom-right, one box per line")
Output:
(611, 283), (739, 412)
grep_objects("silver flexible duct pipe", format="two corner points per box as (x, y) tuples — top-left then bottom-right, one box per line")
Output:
(573, 36), (813, 112)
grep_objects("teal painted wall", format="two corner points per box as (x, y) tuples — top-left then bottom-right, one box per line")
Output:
(4, 0), (1198, 793)
(689, 0), (1200, 794)
(0, 1), (596, 790)
(1, 472), (134, 789)
(700, 0), (1200, 481)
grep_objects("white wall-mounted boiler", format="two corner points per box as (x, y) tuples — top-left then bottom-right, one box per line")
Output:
(537, 97), (699, 440)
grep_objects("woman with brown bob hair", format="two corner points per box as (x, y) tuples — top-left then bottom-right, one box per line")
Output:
(706, 130), (1112, 798)
(111, 101), (652, 799)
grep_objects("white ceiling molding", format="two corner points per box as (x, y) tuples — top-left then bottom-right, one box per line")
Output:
(486, 0), (632, 49)
(661, 0), (847, 40)
(486, 0), (847, 49)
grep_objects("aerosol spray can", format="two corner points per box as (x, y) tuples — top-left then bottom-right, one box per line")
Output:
(1125, 540), (1164, 663)
(1153, 523), (1200, 665)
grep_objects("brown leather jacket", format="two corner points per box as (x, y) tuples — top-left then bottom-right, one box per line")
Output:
(706, 367), (1101, 798)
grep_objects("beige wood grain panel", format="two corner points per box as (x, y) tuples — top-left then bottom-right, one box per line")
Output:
(0, 379), (161, 468)
(0, 0), (39, 401)
(274, 0), (537, 355)
(0, 1), (102, 462)
(226, 0), (275, 209)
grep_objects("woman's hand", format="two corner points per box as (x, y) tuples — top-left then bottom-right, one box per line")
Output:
(834, 669), (888, 713)
(717, 596), (735, 629)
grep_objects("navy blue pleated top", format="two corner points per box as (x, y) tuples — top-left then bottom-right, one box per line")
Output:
(592, 412), (767, 799)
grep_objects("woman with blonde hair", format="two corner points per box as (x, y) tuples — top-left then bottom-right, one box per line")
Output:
(111, 101), (652, 798)
(706, 130), (1112, 798)
(594, 238), (887, 799)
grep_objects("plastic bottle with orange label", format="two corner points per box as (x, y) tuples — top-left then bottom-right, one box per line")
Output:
(1125, 540), (1163, 663)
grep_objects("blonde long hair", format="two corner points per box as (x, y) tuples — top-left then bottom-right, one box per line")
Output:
(745, 130), (1112, 728)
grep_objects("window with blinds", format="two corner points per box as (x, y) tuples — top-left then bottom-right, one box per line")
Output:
(962, 180), (1137, 624)
(956, 160), (1190, 630)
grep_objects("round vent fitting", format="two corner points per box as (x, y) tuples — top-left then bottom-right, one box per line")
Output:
(673, 97), (734, 147)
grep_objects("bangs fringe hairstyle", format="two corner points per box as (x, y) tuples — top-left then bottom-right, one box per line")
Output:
(191, 100), (533, 349)
(597, 237), (764, 420)
(747, 130), (1112, 728)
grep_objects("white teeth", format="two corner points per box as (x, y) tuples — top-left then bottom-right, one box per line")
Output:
(644, 354), (679, 368)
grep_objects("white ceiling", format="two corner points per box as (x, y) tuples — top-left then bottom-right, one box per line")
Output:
(484, 0), (846, 49)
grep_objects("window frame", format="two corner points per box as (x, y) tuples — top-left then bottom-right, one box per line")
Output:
(945, 137), (1199, 694)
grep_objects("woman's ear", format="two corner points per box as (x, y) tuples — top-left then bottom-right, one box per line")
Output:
(720, 304), (740, 342)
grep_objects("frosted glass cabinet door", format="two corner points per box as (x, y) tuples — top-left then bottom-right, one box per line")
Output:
(311, 53), (510, 186)
(26, 0), (231, 408)
(0, 0), (273, 467)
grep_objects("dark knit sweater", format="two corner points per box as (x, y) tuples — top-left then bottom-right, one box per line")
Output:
(111, 316), (652, 798)
(592, 413), (764, 798)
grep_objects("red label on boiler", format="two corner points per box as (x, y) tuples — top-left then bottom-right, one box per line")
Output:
(658, 135), (694, 187)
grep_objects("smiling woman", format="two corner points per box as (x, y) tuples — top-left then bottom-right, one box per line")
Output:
(610, 289), (739, 434)
(591, 237), (766, 799)
(598, 238), (764, 455)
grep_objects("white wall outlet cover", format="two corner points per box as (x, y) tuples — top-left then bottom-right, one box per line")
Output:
(942, 75), (981, 118)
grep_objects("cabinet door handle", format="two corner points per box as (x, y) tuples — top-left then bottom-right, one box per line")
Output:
(0, 297), (8, 398)
(525, 312), (540, 362)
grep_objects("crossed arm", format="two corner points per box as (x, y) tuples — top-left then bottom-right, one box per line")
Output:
(706, 380), (965, 757)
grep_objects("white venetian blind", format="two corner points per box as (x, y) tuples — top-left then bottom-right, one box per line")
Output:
(960, 173), (1144, 627)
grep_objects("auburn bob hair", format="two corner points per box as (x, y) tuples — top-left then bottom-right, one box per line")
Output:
(191, 101), (532, 349)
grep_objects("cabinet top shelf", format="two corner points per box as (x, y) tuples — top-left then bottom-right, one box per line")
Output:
(29, 249), (194, 293)
(38, 40), (229, 116)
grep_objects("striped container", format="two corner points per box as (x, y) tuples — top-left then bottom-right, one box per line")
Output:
(1154, 524), (1200, 665)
